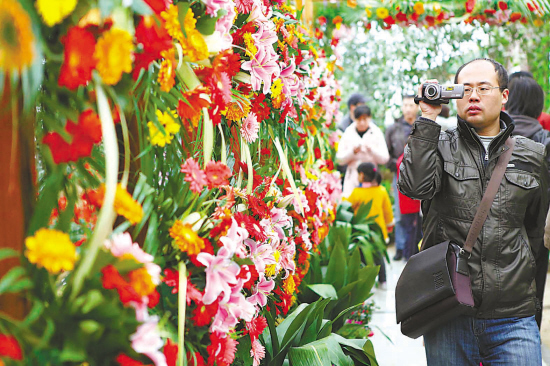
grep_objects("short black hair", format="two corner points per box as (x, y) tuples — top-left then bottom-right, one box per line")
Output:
(454, 58), (508, 90)
(354, 105), (371, 119)
(357, 162), (378, 183)
(439, 104), (450, 118)
(347, 93), (366, 110)
(506, 76), (544, 119)
(402, 94), (416, 100)
(509, 70), (534, 80)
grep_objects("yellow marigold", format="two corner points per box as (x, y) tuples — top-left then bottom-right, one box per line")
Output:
(161, 4), (184, 44)
(534, 18), (544, 27)
(223, 101), (251, 122)
(36, 0), (77, 27)
(294, 29), (305, 43)
(271, 78), (283, 99)
(0, 0), (34, 73)
(279, 4), (295, 15)
(265, 250), (281, 277)
(129, 267), (156, 297)
(365, 7), (372, 17)
(433, 3), (442, 15)
(158, 48), (176, 92)
(376, 7), (389, 19)
(243, 32), (258, 56)
(94, 29), (134, 85)
(25, 228), (78, 274)
(347, 0), (357, 8)
(183, 8), (197, 33)
(285, 24), (296, 43)
(169, 220), (205, 255)
(182, 29), (208, 62)
(283, 274), (296, 295)
(413, 2), (425, 15)
(148, 109), (181, 147)
(114, 184), (144, 225)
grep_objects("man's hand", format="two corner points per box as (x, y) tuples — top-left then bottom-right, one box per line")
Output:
(418, 80), (442, 122)
(353, 145), (362, 154)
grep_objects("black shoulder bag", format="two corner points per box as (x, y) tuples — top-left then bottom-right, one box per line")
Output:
(395, 137), (515, 339)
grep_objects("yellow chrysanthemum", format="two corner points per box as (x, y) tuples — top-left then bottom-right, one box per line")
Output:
(158, 48), (176, 92)
(283, 275), (296, 295)
(161, 4), (185, 44)
(347, 0), (357, 9)
(183, 8), (197, 33)
(36, 0), (77, 27)
(534, 18), (544, 27)
(223, 101), (251, 122)
(114, 184), (144, 225)
(129, 267), (156, 297)
(433, 3), (442, 15)
(413, 2), (425, 15)
(271, 78), (283, 99)
(365, 7), (372, 17)
(294, 29), (305, 43)
(243, 32), (258, 56)
(94, 28), (134, 85)
(265, 250), (281, 277)
(148, 109), (181, 147)
(25, 228), (78, 274)
(0, 0), (34, 73)
(169, 220), (205, 255)
(279, 4), (295, 15)
(376, 7), (389, 19)
(182, 29), (209, 62)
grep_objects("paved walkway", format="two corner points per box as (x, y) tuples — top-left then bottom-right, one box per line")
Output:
(368, 245), (550, 366)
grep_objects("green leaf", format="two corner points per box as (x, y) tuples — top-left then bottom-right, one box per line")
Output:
(234, 334), (254, 366)
(0, 248), (19, 261)
(299, 298), (332, 346)
(114, 259), (144, 274)
(288, 335), (354, 366)
(307, 284), (338, 300)
(0, 267), (29, 295)
(131, 0), (153, 15)
(28, 171), (64, 235)
(325, 240), (346, 291)
(347, 247), (361, 283)
(362, 339), (379, 366)
(196, 14), (220, 35)
(59, 338), (86, 362)
(81, 290), (105, 314)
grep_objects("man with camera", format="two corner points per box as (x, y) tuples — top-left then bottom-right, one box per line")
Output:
(398, 58), (548, 365)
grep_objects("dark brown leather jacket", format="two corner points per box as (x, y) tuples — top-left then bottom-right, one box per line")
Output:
(398, 112), (548, 319)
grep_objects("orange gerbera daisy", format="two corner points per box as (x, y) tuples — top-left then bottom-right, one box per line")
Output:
(0, 0), (34, 73)
(158, 47), (176, 92)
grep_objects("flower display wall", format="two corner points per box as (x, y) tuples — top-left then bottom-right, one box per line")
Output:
(0, 0), (346, 365)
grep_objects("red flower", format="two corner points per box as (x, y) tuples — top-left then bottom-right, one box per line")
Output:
(187, 279), (203, 305)
(0, 334), (23, 360)
(411, 12), (419, 22)
(207, 332), (238, 366)
(143, 0), (172, 14)
(164, 338), (178, 366)
(527, 2), (537, 11)
(101, 265), (142, 305)
(247, 195), (271, 218)
(187, 351), (206, 366)
(332, 15), (343, 24)
(484, 9), (496, 15)
(314, 148), (321, 159)
(163, 268), (179, 293)
(116, 353), (147, 366)
(189, 238), (214, 267)
(250, 93), (270, 122)
(177, 87), (211, 123)
(212, 50), (242, 79)
(58, 27), (97, 90)
(237, 264), (259, 290)
(234, 212), (267, 242)
(383, 16), (395, 25)
(246, 316), (268, 341)
(325, 159), (334, 170)
(133, 15), (172, 80)
(498, 1), (507, 10)
(465, 0), (476, 13)
(205, 161), (232, 188)
(260, 148), (271, 157)
(147, 289), (160, 308)
(396, 12), (407, 22)
(317, 16), (327, 25)
(191, 301), (219, 327)
(314, 28), (323, 39)
(510, 12), (522, 21)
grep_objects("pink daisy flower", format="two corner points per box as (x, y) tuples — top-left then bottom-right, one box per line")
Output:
(241, 112), (259, 143)
(250, 339), (266, 366)
(181, 158), (208, 193)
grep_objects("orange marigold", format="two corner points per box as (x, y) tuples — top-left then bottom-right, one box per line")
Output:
(94, 29), (134, 85)
(93, 184), (144, 225)
(223, 101), (251, 122)
(158, 48), (176, 92)
(161, 4), (184, 44)
(129, 267), (156, 297)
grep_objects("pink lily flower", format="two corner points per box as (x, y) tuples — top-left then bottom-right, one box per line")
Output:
(275, 237), (296, 276)
(197, 247), (240, 304)
(131, 316), (167, 366)
(220, 218), (249, 257)
(246, 239), (276, 274)
(241, 44), (280, 94)
(247, 273), (275, 307)
(251, 21), (278, 51)
(211, 281), (256, 333)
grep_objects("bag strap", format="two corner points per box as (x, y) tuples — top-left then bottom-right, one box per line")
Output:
(462, 137), (516, 255)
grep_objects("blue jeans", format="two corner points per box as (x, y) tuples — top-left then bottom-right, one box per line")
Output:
(392, 175), (405, 251)
(424, 315), (541, 366)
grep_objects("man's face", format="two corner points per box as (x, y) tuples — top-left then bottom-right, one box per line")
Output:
(456, 60), (508, 132)
(356, 115), (370, 132)
(350, 102), (365, 121)
(402, 98), (418, 123)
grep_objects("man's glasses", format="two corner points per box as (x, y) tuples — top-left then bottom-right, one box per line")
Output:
(463, 85), (501, 96)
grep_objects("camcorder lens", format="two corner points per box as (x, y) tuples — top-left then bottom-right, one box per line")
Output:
(425, 85), (438, 99)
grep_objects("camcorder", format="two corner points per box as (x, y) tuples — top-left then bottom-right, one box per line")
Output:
(414, 83), (464, 105)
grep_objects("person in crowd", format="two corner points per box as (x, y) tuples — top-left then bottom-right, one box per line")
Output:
(346, 162), (393, 290)
(338, 93), (367, 132)
(385, 95), (419, 260)
(336, 93), (367, 184)
(436, 104), (456, 131)
(399, 58), (548, 365)
(396, 154), (421, 261)
(336, 105), (389, 197)
(509, 71), (550, 131)
(506, 74), (550, 329)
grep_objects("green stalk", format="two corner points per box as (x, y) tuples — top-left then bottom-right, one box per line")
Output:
(243, 139), (253, 194)
(274, 137), (304, 215)
(203, 107), (214, 167)
(218, 123), (227, 165)
(178, 261), (188, 366)
(70, 80), (118, 300)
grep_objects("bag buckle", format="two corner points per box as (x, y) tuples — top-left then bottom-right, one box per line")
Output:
(456, 248), (471, 276)
(459, 248), (471, 259)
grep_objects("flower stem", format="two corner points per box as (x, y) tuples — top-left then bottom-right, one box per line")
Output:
(178, 261), (188, 366)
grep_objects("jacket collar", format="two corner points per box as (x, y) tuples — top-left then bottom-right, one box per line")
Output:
(457, 111), (515, 155)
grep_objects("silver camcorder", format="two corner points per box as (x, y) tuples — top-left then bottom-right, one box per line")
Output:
(414, 84), (465, 105)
